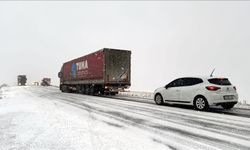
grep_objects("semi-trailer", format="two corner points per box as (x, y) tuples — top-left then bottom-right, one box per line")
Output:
(58, 48), (131, 95)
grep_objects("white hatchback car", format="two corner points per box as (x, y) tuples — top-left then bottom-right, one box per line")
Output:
(154, 76), (238, 110)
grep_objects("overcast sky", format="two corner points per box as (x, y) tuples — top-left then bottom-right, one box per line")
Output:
(0, 1), (249, 103)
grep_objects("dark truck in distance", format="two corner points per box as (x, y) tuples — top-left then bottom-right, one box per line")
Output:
(17, 75), (27, 86)
(41, 78), (51, 86)
(58, 48), (131, 95)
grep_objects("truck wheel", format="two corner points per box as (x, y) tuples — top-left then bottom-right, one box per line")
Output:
(81, 85), (86, 94)
(194, 96), (209, 111)
(82, 85), (88, 94)
(154, 94), (163, 105)
(61, 85), (68, 93)
(99, 89), (104, 95)
(90, 86), (95, 95)
(85, 86), (89, 95)
(76, 85), (81, 93)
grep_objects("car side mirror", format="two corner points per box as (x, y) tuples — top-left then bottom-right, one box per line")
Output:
(165, 85), (169, 89)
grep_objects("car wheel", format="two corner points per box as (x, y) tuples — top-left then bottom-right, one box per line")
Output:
(155, 94), (163, 105)
(221, 103), (235, 109)
(194, 96), (209, 111)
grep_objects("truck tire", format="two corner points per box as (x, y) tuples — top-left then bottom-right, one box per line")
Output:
(61, 85), (69, 93)
(81, 85), (86, 94)
(85, 85), (89, 95)
(76, 85), (81, 93)
(90, 86), (95, 95)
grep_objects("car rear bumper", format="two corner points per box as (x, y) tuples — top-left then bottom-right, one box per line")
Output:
(205, 93), (238, 106)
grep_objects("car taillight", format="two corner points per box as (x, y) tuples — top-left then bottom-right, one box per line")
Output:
(206, 86), (221, 91)
(233, 86), (237, 91)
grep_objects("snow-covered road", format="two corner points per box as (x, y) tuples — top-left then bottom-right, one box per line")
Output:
(1, 86), (250, 150)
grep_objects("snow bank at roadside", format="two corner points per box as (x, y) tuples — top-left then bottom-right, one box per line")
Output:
(119, 91), (250, 109)
(119, 91), (153, 99)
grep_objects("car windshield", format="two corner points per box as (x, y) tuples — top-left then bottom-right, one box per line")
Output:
(208, 78), (232, 85)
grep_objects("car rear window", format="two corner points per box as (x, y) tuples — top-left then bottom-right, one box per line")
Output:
(208, 78), (232, 85)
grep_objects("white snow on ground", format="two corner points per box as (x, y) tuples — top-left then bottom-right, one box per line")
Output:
(0, 86), (168, 150)
(1, 86), (250, 150)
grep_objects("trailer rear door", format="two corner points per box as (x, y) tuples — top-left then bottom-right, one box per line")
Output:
(104, 49), (131, 86)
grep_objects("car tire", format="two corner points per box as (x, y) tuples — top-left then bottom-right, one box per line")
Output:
(154, 94), (163, 105)
(194, 96), (209, 111)
(221, 103), (235, 109)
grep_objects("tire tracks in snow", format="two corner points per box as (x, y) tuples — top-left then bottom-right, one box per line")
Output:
(29, 87), (250, 150)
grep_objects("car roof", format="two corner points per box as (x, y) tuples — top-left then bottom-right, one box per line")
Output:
(178, 76), (228, 80)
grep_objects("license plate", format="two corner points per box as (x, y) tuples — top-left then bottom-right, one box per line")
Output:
(223, 95), (234, 100)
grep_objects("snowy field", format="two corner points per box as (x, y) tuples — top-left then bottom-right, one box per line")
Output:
(1, 86), (250, 150)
